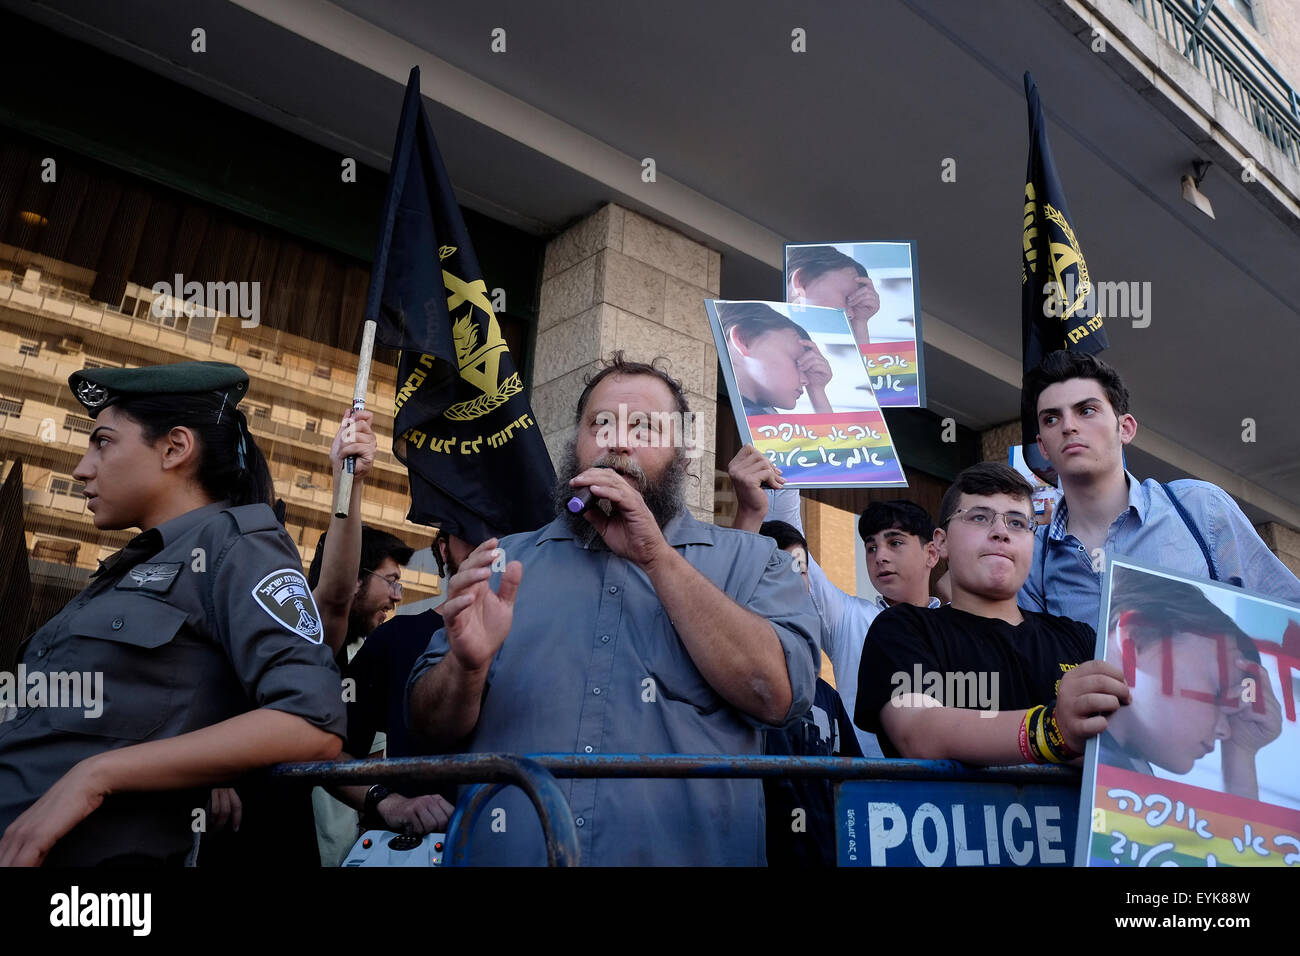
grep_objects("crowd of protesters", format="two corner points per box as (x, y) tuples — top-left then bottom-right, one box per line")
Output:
(0, 348), (1295, 867)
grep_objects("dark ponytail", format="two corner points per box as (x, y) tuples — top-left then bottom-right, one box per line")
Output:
(113, 393), (277, 510)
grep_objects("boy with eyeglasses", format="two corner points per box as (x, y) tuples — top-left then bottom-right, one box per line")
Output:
(855, 462), (1128, 764)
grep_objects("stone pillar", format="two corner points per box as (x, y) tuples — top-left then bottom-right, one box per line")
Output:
(804, 497), (857, 594)
(980, 420), (1021, 463)
(531, 204), (720, 522)
(1257, 522), (1300, 578)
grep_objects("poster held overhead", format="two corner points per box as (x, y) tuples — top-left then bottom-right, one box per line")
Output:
(784, 240), (925, 408)
(707, 299), (907, 489)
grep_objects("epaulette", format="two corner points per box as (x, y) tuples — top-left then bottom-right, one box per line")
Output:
(222, 503), (283, 535)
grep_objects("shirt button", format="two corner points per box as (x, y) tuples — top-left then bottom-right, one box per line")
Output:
(584, 745), (594, 753)
(608, 586), (618, 594)
(575, 817), (585, 828)
(111, 618), (124, 631)
(592, 687), (601, 695)
(600, 635), (610, 643)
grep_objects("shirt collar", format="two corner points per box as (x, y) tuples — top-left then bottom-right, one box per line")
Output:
(153, 499), (234, 546)
(875, 595), (943, 611)
(92, 499), (232, 577)
(536, 508), (713, 548)
(1048, 471), (1143, 541)
(1124, 470), (1152, 524)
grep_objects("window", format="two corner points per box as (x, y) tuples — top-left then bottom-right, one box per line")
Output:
(1228, 0), (1257, 28)
(247, 347), (264, 361)
(122, 295), (139, 316)
(82, 358), (122, 370)
(0, 397), (23, 417)
(304, 418), (318, 434)
(49, 476), (86, 497)
(32, 539), (79, 565)
(245, 402), (270, 422)
(294, 471), (314, 489)
(18, 340), (39, 358)
(63, 413), (94, 435)
(188, 313), (216, 342)
(152, 309), (189, 333)
(313, 364), (331, 381)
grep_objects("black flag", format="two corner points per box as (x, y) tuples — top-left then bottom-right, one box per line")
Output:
(365, 67), (555, 543)
(1020, 72), (1109, 482)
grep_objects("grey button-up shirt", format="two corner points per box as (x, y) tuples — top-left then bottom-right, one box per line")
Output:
(407, 510), (820, 866)
(0, 500), (346, 865)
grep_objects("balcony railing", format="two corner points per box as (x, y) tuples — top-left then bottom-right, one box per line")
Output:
(1129, 0), (1300, 166)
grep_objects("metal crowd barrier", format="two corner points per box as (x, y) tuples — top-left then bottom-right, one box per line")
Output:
(273, 754), (1082, 866)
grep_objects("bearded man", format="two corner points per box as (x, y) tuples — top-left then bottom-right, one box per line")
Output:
(407, 352), (819, 866)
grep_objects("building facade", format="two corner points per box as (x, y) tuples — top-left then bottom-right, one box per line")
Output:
(1, 0), (1298, 643)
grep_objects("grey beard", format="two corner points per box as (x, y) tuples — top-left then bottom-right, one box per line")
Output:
(553, 440), (688, 543)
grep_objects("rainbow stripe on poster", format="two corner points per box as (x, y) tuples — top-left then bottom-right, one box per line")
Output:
(861, 341), (919, 407)
(1088, 764), (1300, 867)
(747, 411), (906, 487)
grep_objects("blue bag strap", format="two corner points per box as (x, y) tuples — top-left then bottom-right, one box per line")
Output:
(1161, 483), (1218, 581)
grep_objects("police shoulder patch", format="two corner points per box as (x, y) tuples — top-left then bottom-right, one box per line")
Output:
(251, 568), (323, 643)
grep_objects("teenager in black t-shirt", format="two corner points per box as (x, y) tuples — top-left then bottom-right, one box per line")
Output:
(855, 462), (1131, 765)
(858, 603), (1094, 757)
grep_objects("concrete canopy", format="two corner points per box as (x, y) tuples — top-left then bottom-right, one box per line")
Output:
(12, 0), (1298, 524)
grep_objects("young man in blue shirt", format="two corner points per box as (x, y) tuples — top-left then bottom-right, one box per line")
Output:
(1019, 350), (1300, 626)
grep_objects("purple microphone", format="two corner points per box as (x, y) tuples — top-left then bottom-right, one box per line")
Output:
(566, 465), (614, 515)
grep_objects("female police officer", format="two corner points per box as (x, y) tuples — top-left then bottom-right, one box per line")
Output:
(0, 361), (345, 866)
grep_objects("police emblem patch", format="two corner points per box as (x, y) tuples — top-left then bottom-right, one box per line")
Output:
(251, 568), (324, 643)
(76, 381), (109, 408)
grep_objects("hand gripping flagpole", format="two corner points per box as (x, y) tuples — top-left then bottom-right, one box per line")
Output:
(333, 318), (377, 518)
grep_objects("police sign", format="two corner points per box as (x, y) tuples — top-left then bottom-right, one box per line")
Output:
(837, 780), (1078, 866)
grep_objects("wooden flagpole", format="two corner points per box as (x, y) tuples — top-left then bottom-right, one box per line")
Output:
(333, 318), (377, 518)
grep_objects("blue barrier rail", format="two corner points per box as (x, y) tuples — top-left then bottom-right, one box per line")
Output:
(273, 754), (1081, 866)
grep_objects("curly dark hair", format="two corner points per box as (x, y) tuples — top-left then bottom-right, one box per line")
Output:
(573, 350), (691, 425)
(1023, 350), (1131, 430)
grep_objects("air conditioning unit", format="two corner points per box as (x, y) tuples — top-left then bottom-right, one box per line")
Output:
(57, 337), (83, 354)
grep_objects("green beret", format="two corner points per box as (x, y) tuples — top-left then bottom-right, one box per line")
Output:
(68, 361), (250, 417)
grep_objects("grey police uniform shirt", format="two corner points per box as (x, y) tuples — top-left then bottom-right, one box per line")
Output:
(0, 500), (346, 865)
(406, 509), (820, 866)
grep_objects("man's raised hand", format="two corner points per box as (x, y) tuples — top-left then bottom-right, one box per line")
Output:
(569, 467), (669, 569)
(727, 445), (783, 532)
(441, 538), (522, 673)
(329, 409), (377, 481)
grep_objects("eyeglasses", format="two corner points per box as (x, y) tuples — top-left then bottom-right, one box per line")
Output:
(362, 569), (403, 597)
(947, 507), (1034, 535)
